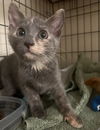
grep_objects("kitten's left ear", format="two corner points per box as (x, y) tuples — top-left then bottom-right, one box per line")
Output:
(46, 9), (65, 37)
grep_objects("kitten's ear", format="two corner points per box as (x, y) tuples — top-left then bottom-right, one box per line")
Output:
(8, 3), (25, 27)
(46, 9), (65, 37)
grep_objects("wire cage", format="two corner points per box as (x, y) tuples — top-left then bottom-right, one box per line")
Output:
(0, 0), (100, 69)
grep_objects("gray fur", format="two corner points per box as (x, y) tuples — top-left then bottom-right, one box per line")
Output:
(0, 3), (82, 128)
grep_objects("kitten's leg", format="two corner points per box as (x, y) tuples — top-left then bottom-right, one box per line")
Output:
(51, 83), (83, 128)
(21, 86), (46, 118)
(0, 76), (15, 96)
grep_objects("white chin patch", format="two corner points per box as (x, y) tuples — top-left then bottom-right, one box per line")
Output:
(24, 52), (34, 60)
(24, 52), (47, 71)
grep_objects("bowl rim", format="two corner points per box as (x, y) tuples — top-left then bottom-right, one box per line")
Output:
(0, 96), (27, 130)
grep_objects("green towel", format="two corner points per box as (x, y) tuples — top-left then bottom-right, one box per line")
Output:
(16, 92), (100, 130)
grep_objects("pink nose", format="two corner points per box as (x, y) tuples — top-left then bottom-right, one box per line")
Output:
(24, 42), (34, 49)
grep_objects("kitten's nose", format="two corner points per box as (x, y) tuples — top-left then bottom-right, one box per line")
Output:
(24, 42), (34, 49)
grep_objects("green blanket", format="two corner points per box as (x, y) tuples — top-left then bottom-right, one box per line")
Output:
(17, 92), (100, 130)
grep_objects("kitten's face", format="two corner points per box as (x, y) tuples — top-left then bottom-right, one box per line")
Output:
(8, 3), (64, 63)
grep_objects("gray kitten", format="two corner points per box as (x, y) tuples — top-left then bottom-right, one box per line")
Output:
(0, 3), (82, 128)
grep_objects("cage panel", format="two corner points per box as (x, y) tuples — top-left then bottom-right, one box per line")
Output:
(54, 0), (100, 68)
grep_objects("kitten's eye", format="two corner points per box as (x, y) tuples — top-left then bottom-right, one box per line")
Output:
(17, 28), (25, 37)
(38, 30), (48, 39)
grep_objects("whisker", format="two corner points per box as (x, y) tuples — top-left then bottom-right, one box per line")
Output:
(44, 47), (65, 52)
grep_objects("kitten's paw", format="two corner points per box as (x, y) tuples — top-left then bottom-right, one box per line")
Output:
(64, 114), (83, 128)
(31, 107), (47, 119)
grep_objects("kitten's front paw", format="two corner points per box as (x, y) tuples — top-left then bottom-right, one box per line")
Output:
(31, 107), (47, 119)
(64, 113), (83, 128)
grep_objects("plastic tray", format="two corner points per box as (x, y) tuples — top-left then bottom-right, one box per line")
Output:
(0, 96), (27, 130)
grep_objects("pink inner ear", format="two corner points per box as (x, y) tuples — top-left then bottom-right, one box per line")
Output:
(8, 14), (16, 27)
(56, 30), (61, 37)
(53, 19), (59, 27)
(51, 18), (63, 37)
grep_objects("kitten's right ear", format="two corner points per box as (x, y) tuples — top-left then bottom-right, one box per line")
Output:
(8, 3), (25, 27)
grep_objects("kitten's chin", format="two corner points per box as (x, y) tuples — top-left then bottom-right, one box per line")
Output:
(24, 52), (35, 60)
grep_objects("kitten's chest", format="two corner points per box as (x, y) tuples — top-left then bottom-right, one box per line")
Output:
(19, 66), (55, 94)
(32, 70), (54, 94)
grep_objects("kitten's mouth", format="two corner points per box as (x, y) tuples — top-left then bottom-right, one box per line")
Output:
(28, 50), (37, 56)
(24, 42), (37, 55)
(24, 42), (45, 57)
(24, 42), (34, 49)
(24, 44), (37, 56)
(27, 49), (38, 56)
